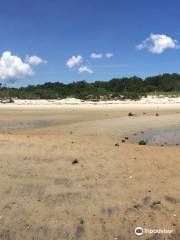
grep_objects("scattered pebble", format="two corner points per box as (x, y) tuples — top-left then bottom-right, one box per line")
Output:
(133, 204), (142, 209)
(115, 143), (120, 147)
(25, 224), (31, 230)
(72, 159), (79, 165)
(151, 200), (161, 209)
(152, 200), (161, 205)
(122, 139), (125, 143)
(80, 219), (84, 225)
(138, 140), (146, 145)
(128, 112), (134, 116)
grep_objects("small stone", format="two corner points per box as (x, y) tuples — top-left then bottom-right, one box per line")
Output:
(115, 143), (120, 146)
(80, 219), (84, 225)
(138, 140), (146, 145)
(152, 200), (161, 205)
(128, 112), (134, 116)
(72, 159), (79, 165)
(155, 113), (159, 116)
(133, 204), (142, 209)
(151, 200), (161, 209)
(122, 139), (125, 143)
(25, 224), (31, 230)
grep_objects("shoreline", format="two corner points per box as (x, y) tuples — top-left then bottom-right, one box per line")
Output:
(1, 96), (180, 110)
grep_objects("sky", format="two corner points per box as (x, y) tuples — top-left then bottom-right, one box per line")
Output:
(0, 0), (180, 86)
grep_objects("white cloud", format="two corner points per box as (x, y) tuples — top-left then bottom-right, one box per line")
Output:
(90, 53), (103, 59)
(26, 55), (47, 65)
(66, 55), (82, 68)
(0, 51), (34, 81)
(136, 33), (179, 54)
(105, 53), (114, 58)
(78, 65), (93, 74)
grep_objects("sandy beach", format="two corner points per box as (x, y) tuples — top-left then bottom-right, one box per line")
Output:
(0, 100), (179, 239)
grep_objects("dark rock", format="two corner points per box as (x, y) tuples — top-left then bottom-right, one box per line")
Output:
(80, 219), (84, 225)
(155, 113), (159, 116)
(128, 112), (134, 116)
(122, 139), (125, 143)
(133, 204), (143, 209)
(115, 143), (120, 146)
(72, 159), (79, 165)
(138, 140), (146, 145)
(151, 200), (161, 209)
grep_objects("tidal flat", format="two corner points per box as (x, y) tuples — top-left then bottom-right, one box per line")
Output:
(0, 104), (179, 239)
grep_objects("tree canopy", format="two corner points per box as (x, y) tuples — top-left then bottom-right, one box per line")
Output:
(1, 73), (180, 100)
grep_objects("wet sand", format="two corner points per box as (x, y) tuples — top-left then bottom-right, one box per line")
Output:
(0, 104), (180, 239)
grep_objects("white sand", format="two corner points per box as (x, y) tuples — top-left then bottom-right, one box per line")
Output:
(0, 96), (180, 111)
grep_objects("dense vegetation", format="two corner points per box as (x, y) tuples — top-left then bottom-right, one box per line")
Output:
(1, 73), (180, 101)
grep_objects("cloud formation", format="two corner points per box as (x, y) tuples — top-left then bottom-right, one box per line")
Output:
(66, 55), (82, 68)
(0, 52), (47, 82)
(105, 53), (114, 58)
(26, 55), (47, 65)
(137, 33), (179, 54)
(66, 52), (113, 74)
(78, 65), (93, 74)
(0, 51), (34, 81)
(90, 53), (103, 59)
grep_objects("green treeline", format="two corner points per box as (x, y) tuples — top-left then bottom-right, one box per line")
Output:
(1, 73), (180, 100)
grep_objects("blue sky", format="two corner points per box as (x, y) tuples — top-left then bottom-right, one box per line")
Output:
(0, 0), (180, 86)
